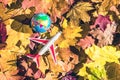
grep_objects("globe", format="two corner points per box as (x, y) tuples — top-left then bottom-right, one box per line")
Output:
(31, 13), (51, 33)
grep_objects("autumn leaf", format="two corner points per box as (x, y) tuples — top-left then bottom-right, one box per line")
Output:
(89, 22), (117, 47)
(78, 45), (120, 80)
(77, 36), (95, 49)
(0, 0), (15, 5)
(50, 0), (71, 23)
(57, 48), (79, 72)
(56, 19), (82, 48)
(85, 45), (120, 65)
(67, 2), (93, 23)
(98, 0), (120, 15)
(78, 63), (107, 80)
(22, 0), (52, 13)
(90, 15), (111, 31)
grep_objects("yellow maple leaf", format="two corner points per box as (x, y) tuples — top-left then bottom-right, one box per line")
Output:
(67, 2), (94, 22)
(85, 45), (120, 65)
(78, 45), (120, 80)
(56, 19), (82, 48)
(98, 0), (120, 15)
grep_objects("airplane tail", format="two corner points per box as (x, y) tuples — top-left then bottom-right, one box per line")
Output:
(26, 54), (40, 67)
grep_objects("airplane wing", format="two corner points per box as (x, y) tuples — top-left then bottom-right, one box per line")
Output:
(49, 44), (57, 63)
(30, 38), (48, 45)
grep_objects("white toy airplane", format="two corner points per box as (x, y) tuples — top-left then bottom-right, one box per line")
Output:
(27, 31), (62, 66)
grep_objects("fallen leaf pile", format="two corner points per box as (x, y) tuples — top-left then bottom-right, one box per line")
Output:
(0, 0), (120, 80)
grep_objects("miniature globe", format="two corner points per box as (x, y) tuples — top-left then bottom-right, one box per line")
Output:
(31, 13), (51, 33)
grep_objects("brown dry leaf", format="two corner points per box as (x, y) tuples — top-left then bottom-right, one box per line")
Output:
(89, 22), (117, 47)
(50, 0), (70, 22)
(57, 48), (79, 72)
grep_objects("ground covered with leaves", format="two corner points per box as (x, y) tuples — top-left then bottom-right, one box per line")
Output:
(0, 0), (120, 80)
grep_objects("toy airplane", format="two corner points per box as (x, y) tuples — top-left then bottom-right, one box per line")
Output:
(27, 31), (62, 66)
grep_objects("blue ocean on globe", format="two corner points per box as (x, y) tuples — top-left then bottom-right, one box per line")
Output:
(31, 13), (51, 33)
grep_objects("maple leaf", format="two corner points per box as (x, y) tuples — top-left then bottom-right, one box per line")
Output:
(58, 48), (79, 72)
(98, 0), (120, 15)
(90, 15), (111, 31)
(85, 45), (120, 65)
(50, 0), (71, 23)
(22, 0), (52, 13)
(78, 45), (120, 80)
(77, 36), (95, 49)
(78, 63), (107, 80)
(89, 22), (117, 47)
(56, 19), (82, 48)
(67, 2), (93, 23)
